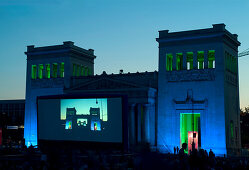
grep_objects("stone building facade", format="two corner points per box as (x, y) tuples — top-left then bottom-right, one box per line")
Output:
(24, 24), (241, 156)
(157, 24), (241, 155)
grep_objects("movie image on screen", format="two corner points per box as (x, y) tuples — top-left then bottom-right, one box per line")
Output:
(60, 98), (107, 132)
(38, 97), (123, 143)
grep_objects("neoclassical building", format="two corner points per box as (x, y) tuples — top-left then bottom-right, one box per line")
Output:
(24, 24), (241, 156)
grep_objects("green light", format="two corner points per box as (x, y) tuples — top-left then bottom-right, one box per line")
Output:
(52, 63), (58, 78)
(80, 66), (84, 76)
(60, 62), (64, 78)
(76, 65), (80, 76)
(85, 67), (88, 76)
(166, 54), (173, 71)
(45, 64), (50, 78)
(208, 50), (215, 69)
(186, 52), (193, 70)
(38, 64), (43, 79)
(180, 113), (200, 153)
(176, 53), (183, 70)
(31, 65), (37, 79)
(197, 51), (204, 69)
(88, 69), (92, 76)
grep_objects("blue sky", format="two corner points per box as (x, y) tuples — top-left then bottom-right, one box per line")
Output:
(0, 0), (249, 108)
(61, 98), (107, 121)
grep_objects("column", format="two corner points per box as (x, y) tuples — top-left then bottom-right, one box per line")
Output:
(50, 63), (54, 78)
(35, 64), (38, 79)
(193, 51), (197, 69)
(172, 54), (176, 71)
(204, 51), (208, 69)
(159, 48), (166, 73)
(143, 104), (151, 144)
(57, 63), (61, 78)
(137, 104), (141, 143)
(182, 52), (187, 70)
(129, 104), (136, 146)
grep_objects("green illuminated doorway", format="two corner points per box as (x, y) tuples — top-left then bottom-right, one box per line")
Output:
(180, 113), (200, 154)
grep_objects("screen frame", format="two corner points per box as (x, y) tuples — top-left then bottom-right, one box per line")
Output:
(36, 93), (128, 151)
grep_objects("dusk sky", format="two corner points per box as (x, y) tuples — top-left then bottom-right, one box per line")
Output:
(61, 98), (108, 121)
(0, 0), (249, 108)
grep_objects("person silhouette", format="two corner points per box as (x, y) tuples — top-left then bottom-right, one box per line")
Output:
(179, 143), (187, 156)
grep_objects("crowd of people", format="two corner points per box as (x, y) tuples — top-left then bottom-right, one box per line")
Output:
(0, 143), (249, 169)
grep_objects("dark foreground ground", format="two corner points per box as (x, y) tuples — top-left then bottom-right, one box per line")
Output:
(0, 145), (249, 170)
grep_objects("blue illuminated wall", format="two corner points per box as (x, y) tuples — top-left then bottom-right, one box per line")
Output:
(156, 24), (241, 156)
(24, 42), (96, 146)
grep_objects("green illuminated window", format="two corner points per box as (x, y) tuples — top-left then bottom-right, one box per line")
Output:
(60, 62), (64, 78)
(31, 65), (37, 79)
(80, 66), (84, 76)
(176, 53), (183, 70)
(45, 64), (50, 78)
(88, 69), (92, 76)
(166, 54), (173, 71)
(197, 51), (204, 69)
(38, 64), (43, 79)
(73, 64), (76, 76)
(186, 52), (193, 70)
(85, 67), (89, 76)
(208, 50), (215, 68)
(52, 63), (58, 78)
(76, 65), (80, 76)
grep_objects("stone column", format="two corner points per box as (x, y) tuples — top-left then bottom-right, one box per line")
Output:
(193, 52), (197, 69)
(137, 104), (141, 143)
(129, 104), (136, 146)
(182, 52), (187, 70)
(204, 51), (208, 69)
(57, 63), (61, 78)
(143, 104), (151, 144)
(50, 63), (54, 78)
(36, 64), (39, 79)
(172, 54), (176, 71)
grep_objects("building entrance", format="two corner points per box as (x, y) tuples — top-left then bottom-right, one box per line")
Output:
(180, 113), (200, 154)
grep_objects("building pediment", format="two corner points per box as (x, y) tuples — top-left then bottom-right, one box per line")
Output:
(68, 76), (144, 92)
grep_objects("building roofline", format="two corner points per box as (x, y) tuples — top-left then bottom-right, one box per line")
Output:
(0, 99), (25, 103)
(157, 23), (240, 46)
(25, 41), (96, 58)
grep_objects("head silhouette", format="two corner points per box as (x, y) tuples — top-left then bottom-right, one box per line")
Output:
(182, 143), (187, 150)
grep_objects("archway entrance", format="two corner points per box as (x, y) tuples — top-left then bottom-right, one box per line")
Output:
(180, 113), (200, 154)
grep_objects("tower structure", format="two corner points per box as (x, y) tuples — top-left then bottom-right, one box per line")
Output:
(24, 41), (96, 146)
(156, 24), (241, 155)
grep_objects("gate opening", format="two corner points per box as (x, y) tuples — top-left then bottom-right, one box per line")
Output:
(180, 113), (200, 154)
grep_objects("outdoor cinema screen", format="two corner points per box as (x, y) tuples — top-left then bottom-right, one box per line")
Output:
(37, 97), (123, 143)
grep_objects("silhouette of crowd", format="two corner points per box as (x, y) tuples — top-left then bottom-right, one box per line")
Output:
(0, 142), (249, 169)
